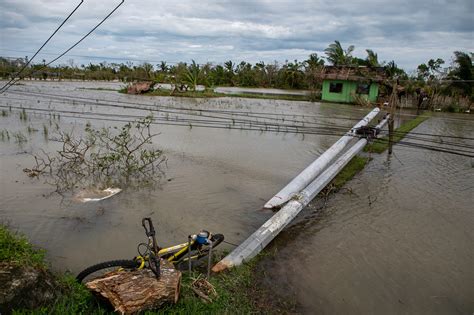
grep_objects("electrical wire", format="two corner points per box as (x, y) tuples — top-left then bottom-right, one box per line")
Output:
(6, 89), (474, 147)
(0, 0), (125, 94)
(5, 89), (360, 125)
(2, 91), (357, 133)
(0, 1), (84, 92)
(0, 104), (350, 137)
(4, 103), (474, 159)
(3, 86), (474, 157)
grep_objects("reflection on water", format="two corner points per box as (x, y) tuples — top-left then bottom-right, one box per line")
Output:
(0, 81), (369, 273)
(261, 115), (474, 314)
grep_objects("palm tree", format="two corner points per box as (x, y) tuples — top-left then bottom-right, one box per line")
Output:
(366, 49), (380, 67)
(304, 53), (324, 70)
(224, 60), (235, 85)
(142, 62), (154, 79)
(448, 51), (473, 96)
(324, 41), (354, 66)
(159, 61), (168, 73)
(184, 60), (201, 91)
(224, 60), (234, 74)
(285, 60), (303, 89)
(384, 60), (406, 79)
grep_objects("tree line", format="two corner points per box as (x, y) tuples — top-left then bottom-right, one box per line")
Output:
(1, 41), (472, 99)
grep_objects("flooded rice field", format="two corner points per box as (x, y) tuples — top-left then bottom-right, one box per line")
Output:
(0, 81), (370, 273)
(1, 81), (472, 314)
(261, 114), (474, 314)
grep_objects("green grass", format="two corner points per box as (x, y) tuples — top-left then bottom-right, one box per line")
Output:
(2, 224), (264, 314)
(1, 225), (103, 314)
(331, 155), (370, 190)
(0, 225), (46, 267)
(155, 261), (260, 314)
(364, 114), (430, 154)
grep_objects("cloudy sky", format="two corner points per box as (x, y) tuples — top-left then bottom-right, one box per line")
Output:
(0, 0), (472, 71)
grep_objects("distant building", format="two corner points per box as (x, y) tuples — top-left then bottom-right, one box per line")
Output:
(320, 66), (386, 103)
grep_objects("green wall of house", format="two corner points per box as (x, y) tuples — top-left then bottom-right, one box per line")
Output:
(321, 80), (379, 103)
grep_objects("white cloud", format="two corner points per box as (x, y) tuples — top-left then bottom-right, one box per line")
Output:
(0, 0), (472, 71)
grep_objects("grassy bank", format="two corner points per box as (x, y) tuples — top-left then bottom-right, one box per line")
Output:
(331, 155), (370, 190)
(1, 225), (266, 314)
(1, 225), (104, 314)
(364, 114), (430, 154)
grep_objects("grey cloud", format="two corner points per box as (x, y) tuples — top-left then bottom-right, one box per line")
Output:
(0, 0), (472, 71)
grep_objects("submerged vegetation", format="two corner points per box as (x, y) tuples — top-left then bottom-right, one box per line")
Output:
(29, 115), (166, 192)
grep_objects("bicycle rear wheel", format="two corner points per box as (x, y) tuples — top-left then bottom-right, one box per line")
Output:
(76, 259), (140, 283)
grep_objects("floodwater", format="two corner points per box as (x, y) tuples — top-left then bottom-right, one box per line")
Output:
(2, 81), (472, 314)
(0, 81), (369, 274)
(261, 114), (474, 314)
(215, 86), (310, 96)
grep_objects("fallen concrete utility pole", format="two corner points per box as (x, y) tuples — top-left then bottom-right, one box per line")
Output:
(264, 107), (381, 209)
(213, 116), (389, 272)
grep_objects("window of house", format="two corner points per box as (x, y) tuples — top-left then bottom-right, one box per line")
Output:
(356, 83), (370, 94)
(329, 82), (343, 93)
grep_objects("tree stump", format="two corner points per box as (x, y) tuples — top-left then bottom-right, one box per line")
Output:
(85, 259), (181, 314)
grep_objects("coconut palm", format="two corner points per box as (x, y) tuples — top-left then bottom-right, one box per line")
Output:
(448, 51), (473, 96)
(184, 60), (200, 91)
(142, 62), (154, 79)
(224, 60), (235, 85)
(366, 49), (380, 67)
(304, 53), (324, 70)
(285, 60), (303, 89)
(159, 61), (168, 73)
(324, 41), (354, 66)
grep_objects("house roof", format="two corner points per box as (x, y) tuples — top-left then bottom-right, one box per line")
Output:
(320, 65), (387, 83)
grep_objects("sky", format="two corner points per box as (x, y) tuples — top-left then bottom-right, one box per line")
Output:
(0, 0), (473, 72)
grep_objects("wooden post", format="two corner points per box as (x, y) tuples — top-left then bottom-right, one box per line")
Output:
(388, 81), (398, 154)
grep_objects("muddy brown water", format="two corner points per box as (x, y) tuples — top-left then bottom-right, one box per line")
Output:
(1, 81), (472, 314)
(0, 81), (370, 273)
(260, 115), (474, 314)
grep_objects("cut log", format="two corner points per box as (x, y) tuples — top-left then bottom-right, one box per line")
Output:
(85, 259), (181, 314)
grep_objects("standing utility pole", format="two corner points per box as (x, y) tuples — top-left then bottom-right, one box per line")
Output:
(388, 81), (398, 154)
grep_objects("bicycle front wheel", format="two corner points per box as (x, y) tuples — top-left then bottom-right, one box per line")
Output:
(76, 259), (140, 283)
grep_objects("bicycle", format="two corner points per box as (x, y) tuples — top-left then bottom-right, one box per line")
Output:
(76, 217), (224, 283)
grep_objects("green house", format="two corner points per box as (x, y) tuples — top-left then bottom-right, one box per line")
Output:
(320, 66), (386, 104)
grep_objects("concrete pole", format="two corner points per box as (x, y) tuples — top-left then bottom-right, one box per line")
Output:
(212, 116), (389, 272)
(264, 107), (380, 209)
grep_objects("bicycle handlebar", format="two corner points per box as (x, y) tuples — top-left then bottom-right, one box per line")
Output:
(142, 217), (161, 278)
(142, 217), (155, 237)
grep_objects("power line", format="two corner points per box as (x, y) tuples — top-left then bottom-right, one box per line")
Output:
(6, 88), (474, 144)
(3, 97), (473, 157)
(370, 137), (474, 158)
(0, 49), (205, 67)
(0, 104), (349, 137)
(0, 0), (125, 94)
(4, 104), (472, 158)
(0, 1), (84, 91)
(3, 90), (357, 132)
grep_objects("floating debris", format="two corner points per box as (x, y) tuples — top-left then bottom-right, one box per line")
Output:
(74, 187), (122, 203)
